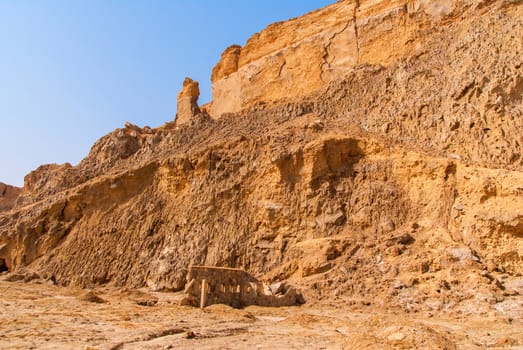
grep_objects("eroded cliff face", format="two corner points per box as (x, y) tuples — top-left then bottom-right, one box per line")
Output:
(210, 0), (522, 117)
(0, 0), (522, 314)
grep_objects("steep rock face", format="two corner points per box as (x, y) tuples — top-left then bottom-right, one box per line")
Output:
(210, 0), (522, 116)
(0, 182), (21, 212)
(0, 0), (522, 314)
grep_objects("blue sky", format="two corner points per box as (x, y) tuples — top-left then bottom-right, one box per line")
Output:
(0, 1), (334, 186)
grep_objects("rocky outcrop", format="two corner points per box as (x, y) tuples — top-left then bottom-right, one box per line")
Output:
(176, 77), (200, 125)
(0, 182), (21, 212)
(0, 0), (521, 315)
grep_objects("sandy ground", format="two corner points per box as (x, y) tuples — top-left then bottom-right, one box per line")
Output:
(0, 280), (522, 350)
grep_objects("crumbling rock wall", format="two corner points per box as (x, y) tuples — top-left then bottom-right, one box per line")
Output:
(0, 0), (521, 313)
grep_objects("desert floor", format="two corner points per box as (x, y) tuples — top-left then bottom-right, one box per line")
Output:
(1, 280), (522, 350)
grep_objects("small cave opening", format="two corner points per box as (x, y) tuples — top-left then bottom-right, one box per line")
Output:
(0, 258), (8, 273)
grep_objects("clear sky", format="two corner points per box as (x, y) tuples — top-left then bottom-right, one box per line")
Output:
(0, 1), (334, 187)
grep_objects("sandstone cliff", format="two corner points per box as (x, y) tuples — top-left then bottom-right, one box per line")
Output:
(0, 0), (522, 314)
(210, 0), (479, 116)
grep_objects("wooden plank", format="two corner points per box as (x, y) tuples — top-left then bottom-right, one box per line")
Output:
(200, 279), (208, 309)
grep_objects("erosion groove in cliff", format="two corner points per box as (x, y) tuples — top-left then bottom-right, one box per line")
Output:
(0, 0), (522, 317)
(353, 0), (360, 64)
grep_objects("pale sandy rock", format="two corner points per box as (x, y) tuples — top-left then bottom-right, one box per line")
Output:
(210, 1), (356, 116)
